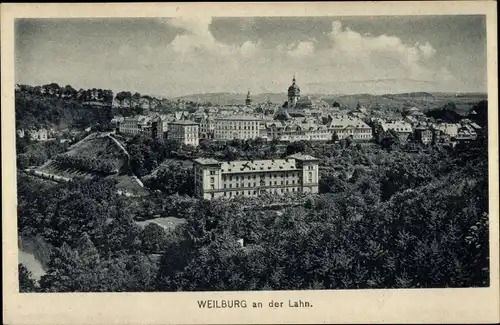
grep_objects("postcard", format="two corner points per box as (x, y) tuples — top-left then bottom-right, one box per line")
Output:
(2, 1), (499, 324)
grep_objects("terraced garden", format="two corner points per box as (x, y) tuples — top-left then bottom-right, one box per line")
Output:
(33, 133), (147, 195)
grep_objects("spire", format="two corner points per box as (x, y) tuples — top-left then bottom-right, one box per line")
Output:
(292, 73), (296, 84)
(245, 89), (252, 106)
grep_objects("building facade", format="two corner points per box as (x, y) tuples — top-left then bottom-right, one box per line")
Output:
(266, 120), (331, 142)
(379, 120), (413, 142)
(328, 116), (373, 141)
(167, 120), (200, 146)
(118, 115), (152, 136)
(26, 128), (48, 141)
(193, 153), (319, 200)
(196, 116), (215, 139)
(213, 115), (262, 141)
(414, 126), (433, 145)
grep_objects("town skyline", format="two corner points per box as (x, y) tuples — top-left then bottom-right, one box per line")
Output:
(15, 15), (487, 97)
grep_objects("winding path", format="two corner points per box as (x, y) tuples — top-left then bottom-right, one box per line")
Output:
(106, 134), (144, 188)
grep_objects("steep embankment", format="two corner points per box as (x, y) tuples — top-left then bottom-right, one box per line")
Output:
(15, 92), (112, 130)
(33, 133), (147, 196)
(38, 134), (129, 178)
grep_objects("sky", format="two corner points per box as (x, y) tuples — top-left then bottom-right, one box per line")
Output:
(15, 15), (487, 97)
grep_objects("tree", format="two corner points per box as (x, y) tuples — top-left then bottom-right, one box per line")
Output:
(19, 263), (37, 292)
(286, 141), (308, 155)
(61, 85), (77, 99)
(76, 232), (101, 268)
(51, 194), (108, 246)
(17, 155), (30, 170)
(140, 223), (168, 253)
(39, 242), (79, 292)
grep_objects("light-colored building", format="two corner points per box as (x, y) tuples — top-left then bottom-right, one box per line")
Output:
(111, 115), (125, 128)
(27, 128), (48, 141)
(174, 111), (190, 121)
(118, 115), (152, 136)
(193, 153), (319, 200)
(213, 115), (262, 141)
(266, 119), (331, 142)
(140, 97), (151, 115)
(456, 124), (478, 141)
(151, 114), (175, 141)
(167, 120), (200, 146)
(435, 123), (459, 138)
(328, 116), (373, 141)
(414, 125), (433, 145)
(379, 120), (413, 142)
(196, 116), (215, 139)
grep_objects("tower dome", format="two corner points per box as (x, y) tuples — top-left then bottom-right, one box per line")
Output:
(245, 90), (252, 106)
(287, 74), (300, 108)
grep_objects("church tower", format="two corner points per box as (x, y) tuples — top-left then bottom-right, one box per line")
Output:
(287, 74), (300, 108)
(245, 90), (252, 106)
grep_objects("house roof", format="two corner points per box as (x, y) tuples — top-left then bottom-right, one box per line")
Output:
(214, 115), (262, 121)
(196, 155), (318, 172)
(287, 153), (319, 161)
(329, 117), (370, 129)
(168, 120), (199, 125)
(221, 159), (298, 173)
(194, 158), (221, 165)
(380, 121), (413, 133)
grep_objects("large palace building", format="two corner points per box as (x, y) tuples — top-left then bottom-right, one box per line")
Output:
(193, 153), (319, 200)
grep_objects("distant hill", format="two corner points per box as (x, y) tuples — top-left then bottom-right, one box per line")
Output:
(171, 91), (487, 111)
(172, 92), (288, 106)
(383, 92), (435, 98)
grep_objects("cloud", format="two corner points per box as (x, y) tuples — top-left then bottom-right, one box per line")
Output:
(326, 20), (444, 82)
(287, 41), (315, 58)
(167, 16), (236, 56)
(240, 40), (259, 58)
(418, 42), (437, 59)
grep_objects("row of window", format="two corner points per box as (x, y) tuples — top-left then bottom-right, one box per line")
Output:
(224, 165), (296, 172)
(215, 121), (259, 125)
(333, 129), (371, 133)
(219, 187), (300, 197)
(221, 179), (300, 189)
(216, 125), (257, 130)
(214, 131), (259, 136)
(222, 173), (300, 181)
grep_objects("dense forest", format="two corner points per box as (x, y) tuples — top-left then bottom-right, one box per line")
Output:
(15, 92), (113, 130)
(18, 130), (489, 292)
(15, 86), (181, 131)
